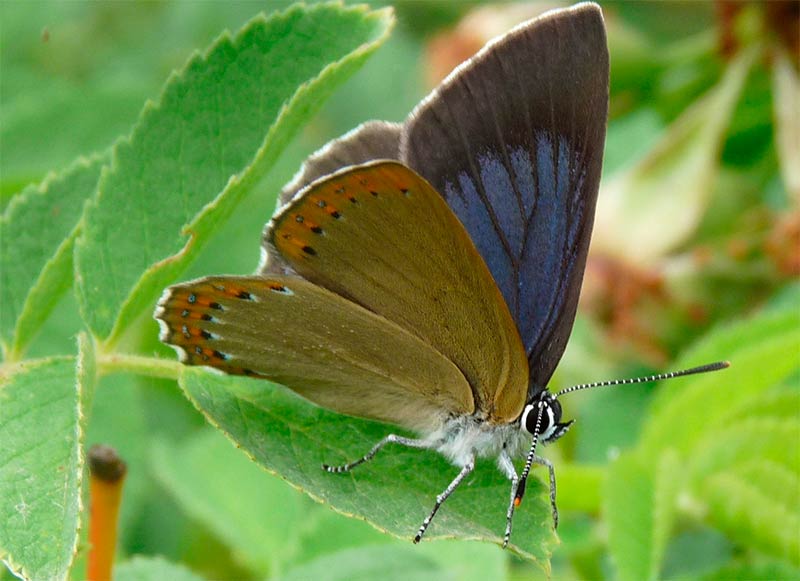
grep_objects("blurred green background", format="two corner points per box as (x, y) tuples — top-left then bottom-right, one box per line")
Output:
(1, 1), (798, 580)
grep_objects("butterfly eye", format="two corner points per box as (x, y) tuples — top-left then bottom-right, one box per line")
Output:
(520, 402), (546, 437)
(519, 404), (534, 435)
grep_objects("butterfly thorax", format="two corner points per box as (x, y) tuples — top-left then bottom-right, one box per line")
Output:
(428, 415), (530, 468)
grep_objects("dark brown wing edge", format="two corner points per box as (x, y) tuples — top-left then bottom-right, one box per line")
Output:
(400, 3), (609, 396)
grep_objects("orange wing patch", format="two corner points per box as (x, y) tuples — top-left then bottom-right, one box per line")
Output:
(155, 280), (277, 377)
(273, 168), (411, 262)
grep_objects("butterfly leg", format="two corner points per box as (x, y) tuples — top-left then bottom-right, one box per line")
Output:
(497, 448), (519, 548)
(414, 456), (475, 544)
(322, 434), (432, 473)
(533, 454), (559, 528)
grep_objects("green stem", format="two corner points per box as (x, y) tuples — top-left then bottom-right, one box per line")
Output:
(97, 352), (182, 381)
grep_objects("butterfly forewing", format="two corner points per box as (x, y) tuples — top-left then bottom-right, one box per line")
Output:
(401, 4), (608, 395)
(155, 275), (474, 432)
(266, 161), (529, 424)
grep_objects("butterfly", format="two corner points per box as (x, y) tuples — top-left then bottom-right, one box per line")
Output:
(154, 3), (727, 546)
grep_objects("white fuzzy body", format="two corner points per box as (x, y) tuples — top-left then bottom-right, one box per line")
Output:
(425, 416), (530, 467)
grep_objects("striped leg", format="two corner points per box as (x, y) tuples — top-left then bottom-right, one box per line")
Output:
(533, 455), (558, 528)
(414, 457), (475, 544)
(497, 448), (519, 548)
(322, 434), (432, 473)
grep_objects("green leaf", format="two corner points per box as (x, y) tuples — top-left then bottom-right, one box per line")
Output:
(292, 510), (388, 564)
(283, 537), (506, 581)
(0, 154), (106, 359)
(76, 332), (96, 412)
(639, 311), (800, 457)
(703, 469), (800, 566)
(151, 428), (306, 577)
(633, 305), (799, 567)
(114, 555), (206, 581)
(0, 354), (91, 581)
(180, 370), (557, 567)
(277, 544), (443, 581)
(697, 560), (800, 581)
(592, 47), (754, 264)
(74, 3), (394, 343)
(716, 385), (800, 425)
(605, 451), (681, 581)
(648, 307), (799, 413)
(413, 540), (507, 581)
(651, 452), (681, 576)
(725, 460), (799, 520)
(295, 500), (506, 579)
(661, 527), (734, 580)
(690, 419), (799, 481)
(677, 307), (798, 382)
(553, 463), (605, 514)
(605, 454), (653, 581)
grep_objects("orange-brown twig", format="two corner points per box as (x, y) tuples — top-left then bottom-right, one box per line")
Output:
(87, 445), (127, 581)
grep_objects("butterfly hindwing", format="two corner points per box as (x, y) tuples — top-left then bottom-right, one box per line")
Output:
(155, 275), (474, 432)
(276, 121), (401, 209)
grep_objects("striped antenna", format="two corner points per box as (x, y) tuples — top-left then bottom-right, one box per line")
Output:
(555, 361), (730, 398)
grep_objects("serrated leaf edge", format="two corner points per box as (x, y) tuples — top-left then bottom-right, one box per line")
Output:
(1, 154), (107, 360)
(703, 471), (800, 565)
(0, 352), (89, 581)
(177, 370), (554, 568)
(74, 3), (394, 347)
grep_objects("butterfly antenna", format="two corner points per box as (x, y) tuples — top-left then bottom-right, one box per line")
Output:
(555, 361), (730, 398)
(513, 402), (545, 510)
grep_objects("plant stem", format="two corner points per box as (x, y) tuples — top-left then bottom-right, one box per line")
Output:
(87, 445), (127, 581)
(97, 352), (182, 381)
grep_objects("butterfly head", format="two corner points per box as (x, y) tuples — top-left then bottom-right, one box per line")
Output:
(519, 391), (574, 444)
